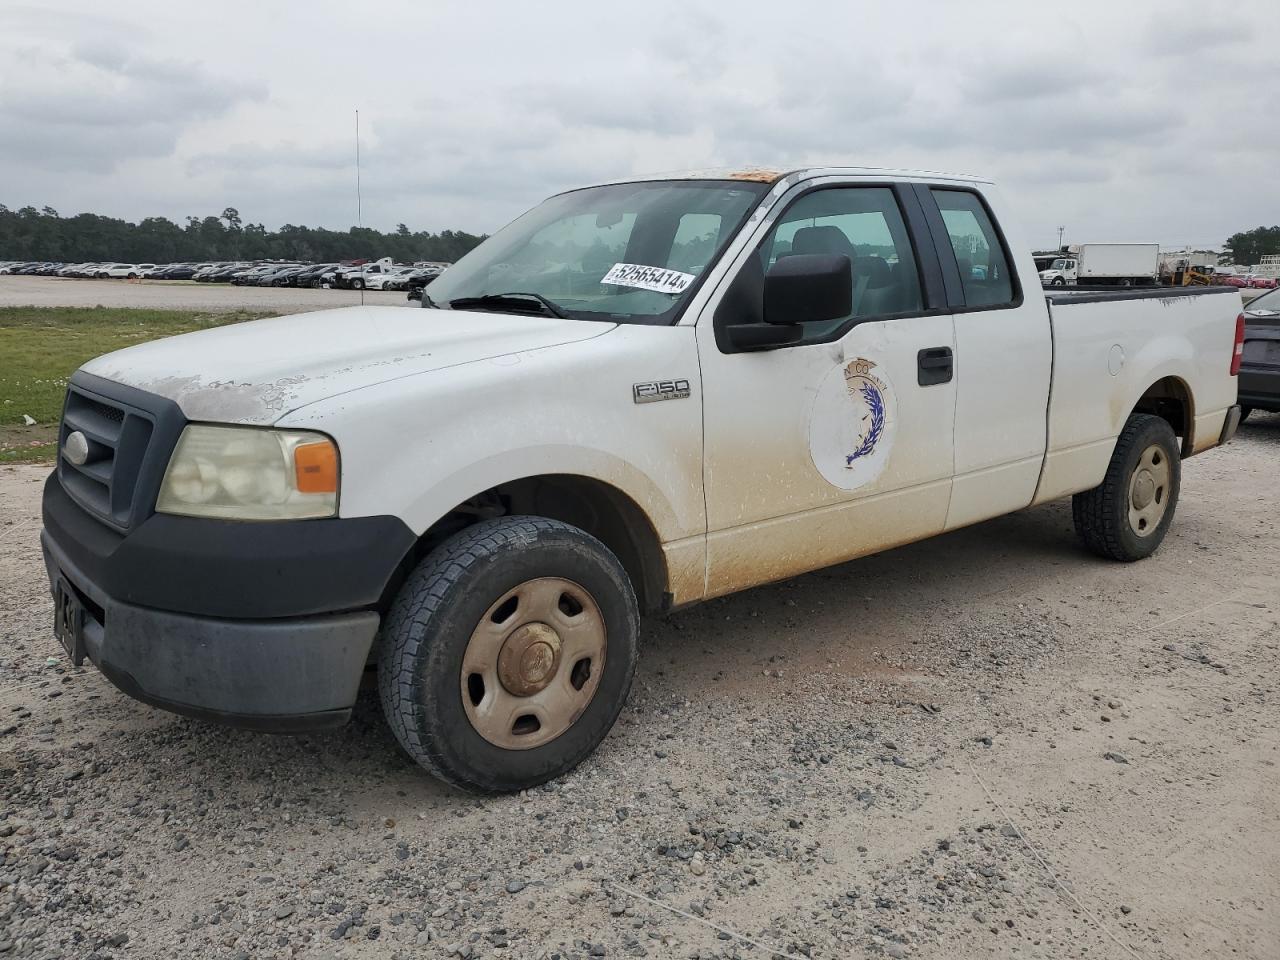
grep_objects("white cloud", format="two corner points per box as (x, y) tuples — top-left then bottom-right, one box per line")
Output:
(0, 0), (1274, 249)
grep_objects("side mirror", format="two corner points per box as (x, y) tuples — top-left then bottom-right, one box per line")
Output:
(763, 254), (852, 325)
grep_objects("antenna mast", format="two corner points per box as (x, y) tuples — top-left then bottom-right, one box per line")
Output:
(355, 108), (364, 306)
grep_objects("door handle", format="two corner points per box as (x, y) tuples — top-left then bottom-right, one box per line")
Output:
(917, 346), (953, 386)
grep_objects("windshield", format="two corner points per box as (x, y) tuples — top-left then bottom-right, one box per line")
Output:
(1249, 286), (1280, 314)
(1050, 258), (1072, 270)
(426, 180), (770, 323)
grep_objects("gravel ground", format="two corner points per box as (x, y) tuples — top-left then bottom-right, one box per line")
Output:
(1, 415), (1278, 960)
(0, 276), (408, 313)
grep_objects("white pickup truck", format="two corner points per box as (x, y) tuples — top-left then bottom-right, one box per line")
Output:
(41, 167), (1244, 792)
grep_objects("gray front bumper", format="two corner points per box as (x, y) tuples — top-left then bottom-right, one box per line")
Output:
(42, 530), (380, 732)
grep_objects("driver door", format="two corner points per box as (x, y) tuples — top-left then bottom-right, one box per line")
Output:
(694, 180), (957, 598)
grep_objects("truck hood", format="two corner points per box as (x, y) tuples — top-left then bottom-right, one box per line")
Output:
(81, 305), (615, 425)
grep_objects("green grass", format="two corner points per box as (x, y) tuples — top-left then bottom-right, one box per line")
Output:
(0, 307), (273, 463)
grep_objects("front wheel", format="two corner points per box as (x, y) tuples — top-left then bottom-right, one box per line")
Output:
(1072, 413), (1180, 561)
(378, 516), (639, 793)
(1052, 277), (1066, 286)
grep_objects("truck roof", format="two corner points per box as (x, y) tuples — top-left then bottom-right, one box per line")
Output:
(576, 166), (995, 191)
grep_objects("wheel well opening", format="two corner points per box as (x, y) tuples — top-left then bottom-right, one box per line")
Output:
(388, 475), (668, 615)
(1133, 377), (1194, 456)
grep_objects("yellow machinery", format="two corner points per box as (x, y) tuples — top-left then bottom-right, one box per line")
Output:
(1161, 258), (1215, 286)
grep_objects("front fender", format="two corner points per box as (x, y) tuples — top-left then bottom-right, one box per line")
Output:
(398, 444), (690, 544)
(279, 324), (706, 546)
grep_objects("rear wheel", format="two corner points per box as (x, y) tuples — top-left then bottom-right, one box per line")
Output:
(1239, 406), (1252, 423)
(1072, 414), (1180, 561)
(378, 516), (638, 793)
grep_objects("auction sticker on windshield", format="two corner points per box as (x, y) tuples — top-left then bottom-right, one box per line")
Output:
(601, 263), (696, 295)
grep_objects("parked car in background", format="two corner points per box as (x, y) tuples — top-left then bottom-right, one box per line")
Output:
(363, 266), (418, 290)
(1239, 285), (1280, 421)
(232, 264), (295, 285)
(1214, 275), (1248, 288)
(292, 264), (339, 288)
(405, 267), (444, 301)
(195, 263), (248, 282)
(95, 263), (150, 279)
(333, 258), (399, 290)
(1246, 276), (1277, 289)
(252, 264), (305, 287)
(151, 264), (200, 280)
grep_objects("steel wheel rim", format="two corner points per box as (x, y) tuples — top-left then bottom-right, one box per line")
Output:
(1128, 443), (1171, 537)
(460, 577), (606, 750)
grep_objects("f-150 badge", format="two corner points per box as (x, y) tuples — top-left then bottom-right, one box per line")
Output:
(808, 358), (895, 491)
(633, 379), (691, 403)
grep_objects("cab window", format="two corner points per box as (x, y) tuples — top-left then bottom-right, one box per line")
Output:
(931, 189), (1016, 308)
(757, 187), (924, 342)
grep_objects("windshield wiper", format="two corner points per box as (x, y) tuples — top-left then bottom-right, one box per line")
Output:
(446, 292), (571, 320)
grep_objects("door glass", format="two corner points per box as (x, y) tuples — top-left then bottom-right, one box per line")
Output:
(760, 187), (923, 341)
(931, 190), (1016, 307)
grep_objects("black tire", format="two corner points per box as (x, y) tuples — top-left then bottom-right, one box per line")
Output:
(1072, 414), (1181, 561)
(1239, 406), (1252, 423)
(351, 277), (365, 290)
(378, 516), (639, 793)
(1052, 277), (1065, 286)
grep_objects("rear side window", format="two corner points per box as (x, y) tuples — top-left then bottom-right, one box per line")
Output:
(931, 189), (1015, 308)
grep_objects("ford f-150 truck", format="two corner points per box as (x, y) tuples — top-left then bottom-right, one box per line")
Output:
(41, 167), (1245, 792)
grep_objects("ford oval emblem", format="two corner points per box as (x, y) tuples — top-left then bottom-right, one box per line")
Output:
(64, 430), (90, 466)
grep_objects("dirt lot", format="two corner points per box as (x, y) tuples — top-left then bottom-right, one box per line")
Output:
(0, 276), (408, 314)
(1, 416), (1278, 960)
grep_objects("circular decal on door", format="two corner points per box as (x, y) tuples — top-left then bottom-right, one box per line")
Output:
(808, 358), (896, 491)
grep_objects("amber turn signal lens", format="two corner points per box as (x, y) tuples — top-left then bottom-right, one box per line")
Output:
(294, 440), (338, 494)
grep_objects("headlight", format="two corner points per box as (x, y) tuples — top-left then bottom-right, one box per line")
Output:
(157, 425), (338, 520)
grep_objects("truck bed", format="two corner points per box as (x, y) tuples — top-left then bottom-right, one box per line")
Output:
(1032, 284), (1241, 506)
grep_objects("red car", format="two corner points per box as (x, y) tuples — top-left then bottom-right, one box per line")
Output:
(1246, 276), (1277, 289)
(1215, 275), (1248, 288)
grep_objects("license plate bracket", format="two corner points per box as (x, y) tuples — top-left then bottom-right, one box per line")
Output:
(53, 579), (87, 666)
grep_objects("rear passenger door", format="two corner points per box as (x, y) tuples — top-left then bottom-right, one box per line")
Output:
(696, 180), (957, 599)
(913, 185), (1052, 529)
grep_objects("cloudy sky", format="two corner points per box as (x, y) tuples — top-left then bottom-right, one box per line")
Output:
(2, 0), (1273, 249)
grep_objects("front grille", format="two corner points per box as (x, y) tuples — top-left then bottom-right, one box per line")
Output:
(59, 383), (158, 531)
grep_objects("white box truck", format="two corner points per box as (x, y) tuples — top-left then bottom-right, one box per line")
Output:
(1039, 242), (1161, 287)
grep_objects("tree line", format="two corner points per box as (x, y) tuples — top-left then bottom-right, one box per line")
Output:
(0, 204), (486, 264)
(1224, 226), (1280, 267)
